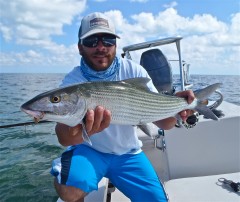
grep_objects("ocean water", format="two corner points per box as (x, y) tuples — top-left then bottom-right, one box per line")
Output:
(0, 73), (239, 202)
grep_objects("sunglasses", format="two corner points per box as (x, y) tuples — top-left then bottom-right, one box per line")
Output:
(81, 35), (116, 48)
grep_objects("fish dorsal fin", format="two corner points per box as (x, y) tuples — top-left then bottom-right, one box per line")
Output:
(121, 77), (151, 91)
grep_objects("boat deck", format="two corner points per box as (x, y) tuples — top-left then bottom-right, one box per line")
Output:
(165, 172), (240, 201)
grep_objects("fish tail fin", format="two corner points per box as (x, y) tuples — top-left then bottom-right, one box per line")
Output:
(195, 105), (218, 120)
(194, 83), (222, 121)
(194, 83), (222, 101)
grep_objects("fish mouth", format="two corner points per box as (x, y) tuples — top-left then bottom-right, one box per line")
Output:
(21, 108), (45, 123)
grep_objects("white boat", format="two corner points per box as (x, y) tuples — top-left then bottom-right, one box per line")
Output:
(58, 37), (240, 202)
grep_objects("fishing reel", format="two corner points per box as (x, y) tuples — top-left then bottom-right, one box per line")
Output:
(183, 112), (200, 129)
(175, 112), (200, 129)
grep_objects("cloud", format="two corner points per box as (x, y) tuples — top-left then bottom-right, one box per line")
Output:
(130, 0), (148, 3)
(111, 8), (240, 74)
(127, 8), (230, 38)
(109, 7), (239, 65)
(0, 2), (239, 75)
(0, 0), (86, 46)
(94, 0), (107, 2)
(0, 0), (86, 72)
(0, 44), (79, 73)
(208, 13), (240, 46)
(163, 1), (178, 8)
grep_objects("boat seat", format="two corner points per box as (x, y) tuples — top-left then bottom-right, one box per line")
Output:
(164, 172), (240, 202)
(140, 48), (174, 94)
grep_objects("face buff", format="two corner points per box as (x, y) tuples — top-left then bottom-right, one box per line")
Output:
(80, 57), (120, 81)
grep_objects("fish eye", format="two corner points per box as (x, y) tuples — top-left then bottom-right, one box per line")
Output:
(50, 95), (61, 103)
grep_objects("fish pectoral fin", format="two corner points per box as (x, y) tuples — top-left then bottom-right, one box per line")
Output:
(81, 122), (92, 146)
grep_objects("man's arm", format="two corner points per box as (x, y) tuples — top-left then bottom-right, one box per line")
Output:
(154, 89), (195, 130)
(55, 106), (111, 146)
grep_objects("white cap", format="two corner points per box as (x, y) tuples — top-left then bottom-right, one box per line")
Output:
(78, 12), (120, 39)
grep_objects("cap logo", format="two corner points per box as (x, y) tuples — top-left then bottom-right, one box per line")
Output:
(90, 18), (109, 28)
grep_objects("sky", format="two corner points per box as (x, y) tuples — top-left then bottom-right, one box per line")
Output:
(0, 0), (239, 75)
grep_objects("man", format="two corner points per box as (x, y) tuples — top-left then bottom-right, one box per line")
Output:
(51, 12), (194, 202)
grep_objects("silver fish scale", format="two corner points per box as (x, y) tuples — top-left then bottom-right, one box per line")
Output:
(21, 79), (220, 125)
(79, 82), (189, 125)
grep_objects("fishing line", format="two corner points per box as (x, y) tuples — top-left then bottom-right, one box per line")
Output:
(0, 120), (53, 129)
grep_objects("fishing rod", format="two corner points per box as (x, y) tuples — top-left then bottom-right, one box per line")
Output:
(0, 120), (53, 129)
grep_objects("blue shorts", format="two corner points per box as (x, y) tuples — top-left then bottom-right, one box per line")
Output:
(51, 144), (167, 202)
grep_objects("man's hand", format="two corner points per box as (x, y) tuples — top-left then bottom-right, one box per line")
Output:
(55, 106), (111, 146)
(154, 89), (195, 130)
(175, 90), (195, 122)
(84, 106), (111, 135)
